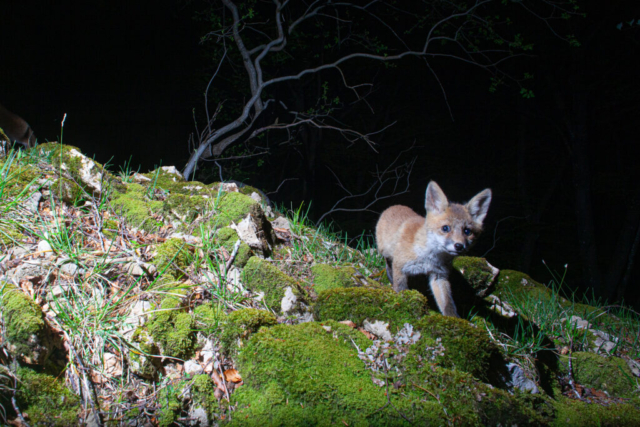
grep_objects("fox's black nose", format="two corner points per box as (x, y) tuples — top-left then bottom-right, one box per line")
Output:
(454, 243), (464, 252)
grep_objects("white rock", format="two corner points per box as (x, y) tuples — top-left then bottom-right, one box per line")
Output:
(60, 263), (79, 276)
(189, 407), (209, 427)
(161, 166), (183, 178)
(250, 192), (262, 203)
(281, 287), (298, 314)
(37, 240), (52, 253)
(66, 148), (104, 193)
(230, 214), (262, 249)
(506, 363), (539, 394)
(132, 173), (151, 183)
(271, 217), (290, 230)
(184, 360), (204, 375)
(363, 320), (393, 341)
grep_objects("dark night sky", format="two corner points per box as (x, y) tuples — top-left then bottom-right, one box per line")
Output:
(2, 1), (639, 304)
(1, 0), (201, 171)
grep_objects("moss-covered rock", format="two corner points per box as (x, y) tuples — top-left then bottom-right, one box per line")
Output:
(36, 143), (125, 195)
(412, 314), (504, 383)
(152, 238), (191, 280)
(216, 227), (253, 267)
(232, 320), (546, 426)
(110, 182), (164, 229)
(145, 293), (196, 359)
(452, 256), (499, 297)
(220, 308), (277, 354)
(190, 374), (218, 423)
(0, 282), (51, 364)
(50, 177), (85, 204)
(314, 287), (427, 331)
(242, 256), (305, 312)
(493, 269), (552, 303)
(215, 191), (262, 227)
(156, 380), (183, 427)
(558, 352), (636, 398)
(553, 396), (640, 426)
(311, 264), (382, 293)
(14, 367), (81, 426)
(194, 302), (226, 335)
(130, 327), (161, 379)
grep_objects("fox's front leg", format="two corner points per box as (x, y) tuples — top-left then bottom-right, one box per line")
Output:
(391, 260), (408, 292)
(429, 276), (459, 317)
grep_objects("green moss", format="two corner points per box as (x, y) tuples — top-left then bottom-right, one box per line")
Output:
(130, 327), (161, 379)
(412, 314), (503, 382)
(215, 191), (262, 227)
(553, 396), (640, 426)
(156, 381), (183, 427)
(162, 192), (207, 223)
(110, 183), (164, 229)
(146, 294), (196, 359)
(230, 321), (393, 426)
(152, 238), (191, 280)
(51, 177), (85, 204)
(451, 256), (498, 296)
(558, 352), (636, 398)
(0, 282), (48, 364)
(242, 256), (303, 311)
(494, 269), (551, 303)
(232, 320), (545, 426)
(0, 223), (25, 246)
(15, 367), (81, 426)
(402, 352), (547, 425)
(314, 287), (427, 331)
(311, 264), (381, 293)
(220, 308), (277, 354)
(36, 143), (125, 194)
(194, 302), (226, 335)
(191, 374), (218, 420)
(215, 227), (253, 267)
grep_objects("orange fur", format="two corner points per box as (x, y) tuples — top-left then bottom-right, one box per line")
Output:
(376, 181), (491, 317)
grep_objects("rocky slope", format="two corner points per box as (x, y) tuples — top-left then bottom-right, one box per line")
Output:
(0, 143), (639, 426)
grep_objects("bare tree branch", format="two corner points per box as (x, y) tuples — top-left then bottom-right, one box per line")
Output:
(183, 0), (581, 179)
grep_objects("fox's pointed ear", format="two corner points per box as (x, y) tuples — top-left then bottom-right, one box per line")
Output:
(425, 181), (449, 214)
(466, 189), (492, 223)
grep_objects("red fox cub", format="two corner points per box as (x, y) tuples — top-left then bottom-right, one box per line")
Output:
(376, 181), (492, 317)
(0, 103), (36, 148)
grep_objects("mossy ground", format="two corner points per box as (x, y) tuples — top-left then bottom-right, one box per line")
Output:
(0, 282), (48, 362)
(310, 264), (381, 293)
(152, 237), (192, 280)
(553, 396), (640, 426)
(220, 308), (278, 354)
(145, 293), (196, 359)
(110, 182), (164, 229)
(14, 367), (81, 426)
(314, 287), (427, 331)
(413, 314), (504, 382)
(558, 352), (636, 398)
(214, 191), (262, 227)
(231, 320), (547, 426)
(216, 227), (253, 267)
(242, 256), (303, 312)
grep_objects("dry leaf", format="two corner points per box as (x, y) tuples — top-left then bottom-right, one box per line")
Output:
(224, 368), (242, 383)
(358, 328), (375, 340)
(339, 320), (357, 329)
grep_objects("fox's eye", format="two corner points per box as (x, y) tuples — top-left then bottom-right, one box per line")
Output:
(441, 225), (450, 233)
(464, 228), (472, 236)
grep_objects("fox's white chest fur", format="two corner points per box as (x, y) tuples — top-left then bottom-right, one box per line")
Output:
(403, 240), (451, 279)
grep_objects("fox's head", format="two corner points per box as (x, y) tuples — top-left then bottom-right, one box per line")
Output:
(424, 181), (492, 256)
